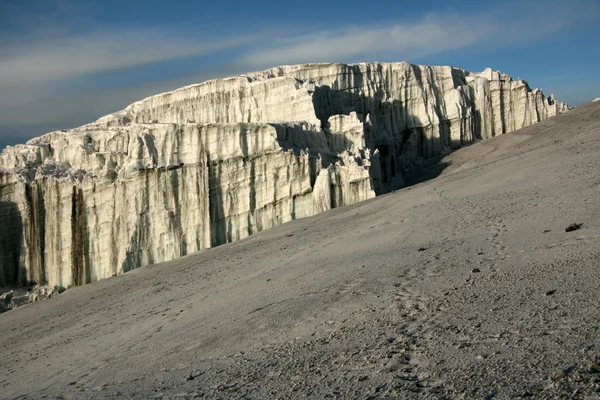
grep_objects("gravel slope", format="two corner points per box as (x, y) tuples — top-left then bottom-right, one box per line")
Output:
(1, 102), (600, 400)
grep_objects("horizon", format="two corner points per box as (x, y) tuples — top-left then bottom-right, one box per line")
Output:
(1, 0), (599, 151)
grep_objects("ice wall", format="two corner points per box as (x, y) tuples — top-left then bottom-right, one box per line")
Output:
(0, 62), (568, 287)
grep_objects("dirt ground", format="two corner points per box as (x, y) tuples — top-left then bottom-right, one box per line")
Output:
(1, 101), (600, 399)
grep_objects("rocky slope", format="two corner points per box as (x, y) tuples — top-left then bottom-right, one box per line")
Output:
(1, 101), (598, 400)
(0, 62), (568, 288)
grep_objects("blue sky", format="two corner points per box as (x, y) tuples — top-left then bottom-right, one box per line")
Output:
(1, 0), (599, 150)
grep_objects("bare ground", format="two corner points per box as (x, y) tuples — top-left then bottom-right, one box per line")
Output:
(1, 102), (600, 399)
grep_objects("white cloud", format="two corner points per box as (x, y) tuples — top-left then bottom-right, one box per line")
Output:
(239, 0), (600, 68)
(0, 28), (262, 92)
(240, 15), (489, 67)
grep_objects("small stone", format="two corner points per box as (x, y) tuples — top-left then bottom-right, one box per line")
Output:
(551, 370), (565, 381)
(565, 223), (582, 232)
(545, 290), (556, 296)
(418, 247), (428, 252)
(375, 383), (388, 393)
(543, 229), (551, 233)
(471, 268), (481, 273)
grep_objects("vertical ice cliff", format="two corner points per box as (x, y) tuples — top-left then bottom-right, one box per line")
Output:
(0, 62), (569, 288)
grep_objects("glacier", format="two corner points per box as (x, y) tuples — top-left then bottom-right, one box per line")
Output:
(0, 62), (569, 288)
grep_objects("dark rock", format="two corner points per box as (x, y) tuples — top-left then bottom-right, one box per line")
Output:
(418, 247), (428, 252)
(565, 223), (583, 232)
(545, 290), (556, 296)
(472, 268), (481, 273)
(375, 383), (388, 393)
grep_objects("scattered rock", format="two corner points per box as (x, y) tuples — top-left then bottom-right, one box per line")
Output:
(545, 290), (556, 296)
(10, 294), (30, 307)
(543, 229), (551, 233)
(0, 285), (63, 312)
(418, 247), (428, 252)
(551, 370), (566, 381)
(565, 223), (583, 232)
(471, 268), (481, 273)
(375, 383), (388, 393)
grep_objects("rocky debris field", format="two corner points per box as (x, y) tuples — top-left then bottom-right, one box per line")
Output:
(0, 285), (64, 313)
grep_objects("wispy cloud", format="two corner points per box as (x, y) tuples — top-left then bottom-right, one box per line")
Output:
(239, 0), (600, 68)
(0, 29), (262, 98)
(240, 15), (491, 67)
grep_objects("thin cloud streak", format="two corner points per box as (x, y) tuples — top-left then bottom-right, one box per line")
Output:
(240, 15), (491, 67)
(0, 29), (263, 90)
(239, 0), (600, 68)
